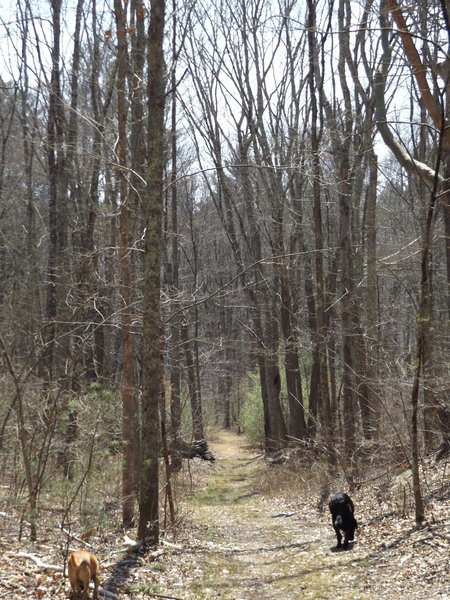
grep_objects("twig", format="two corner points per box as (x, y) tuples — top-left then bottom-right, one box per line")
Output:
(5, 552), (63, 572)
(148, 548), (165, 560)
(99, 587), (120, 599)
(145, 594), (185, 600)
(161, 540), (183, 550)
(58, 525), (94, 549)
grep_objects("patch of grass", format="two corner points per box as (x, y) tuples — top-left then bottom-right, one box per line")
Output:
(126, 582), (160, 595)
(185, 554), (244, 599)
(187, 582), (212, 599)
(266, 552), (373, 600)
(191, 459), (262, 506)
(179, 432), (377, 599)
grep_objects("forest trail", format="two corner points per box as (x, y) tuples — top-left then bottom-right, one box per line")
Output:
(168, 430), (370, 600)
(1, 430), (447, 600)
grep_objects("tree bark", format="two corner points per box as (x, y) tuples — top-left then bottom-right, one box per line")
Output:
(365, 151), (379, 435)
(307, 0), (334, 460)
(168, 0), (182, 472)
(114, 0), (136, 528)
(138, 0), (166, 546)
(44, 0), (67, 385)
(181, 320), (204, 442)
(409, 115), (445, 527)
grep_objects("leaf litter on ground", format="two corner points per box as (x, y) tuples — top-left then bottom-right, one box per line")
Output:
(0, 430), (448, 599)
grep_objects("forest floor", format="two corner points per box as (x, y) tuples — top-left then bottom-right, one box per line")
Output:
(0, 430), (449, 599)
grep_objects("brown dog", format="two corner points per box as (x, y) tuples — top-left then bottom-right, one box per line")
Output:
(68, 550), (99, 600)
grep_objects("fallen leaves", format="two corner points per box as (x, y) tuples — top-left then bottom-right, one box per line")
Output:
(0, 435), (448, 600)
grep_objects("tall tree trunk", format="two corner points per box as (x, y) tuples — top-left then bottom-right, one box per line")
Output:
(138, 0), (166, 546)
(114, 0), (136, 528)
(168, 0), (182, 471)
(365, 151), (378, 436)
(338, 152), (356, 464)
(59, 0), (84, 481)
(327, 0), (357, 466)
(410, 102), (448, 526)
(18, 5), (40, 360)
(410, 70), (448, 522)
(128, 0), (147, 487)
(44, 0), (67, 385)
(88, 0), (110, 384)
(262, 302), (287, 453)
(307, 0), (334, 461)
(304, 251), (319, 436)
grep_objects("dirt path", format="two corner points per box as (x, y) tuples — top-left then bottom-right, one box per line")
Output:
(160, 431), (372, 600)
(152, 430), (449, 600)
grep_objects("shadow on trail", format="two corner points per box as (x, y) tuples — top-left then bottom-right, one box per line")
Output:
(188, 539), (314, 556)
(330, 541), (356, 552)
(228, 540), (313, 555)
(101, 549), (143, 595)
(233, 491), (260, 502)
(261, 554), (368, 584)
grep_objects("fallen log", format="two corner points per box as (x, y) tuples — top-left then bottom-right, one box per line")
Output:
(178, 439), (215, 461)
(5, 552), (63, 572)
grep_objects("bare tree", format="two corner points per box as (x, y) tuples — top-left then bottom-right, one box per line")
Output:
(113, 0), (137, 528)
(374, 0), (449, 455)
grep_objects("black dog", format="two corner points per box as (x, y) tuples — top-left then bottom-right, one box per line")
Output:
(329, 492), (358, 549)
